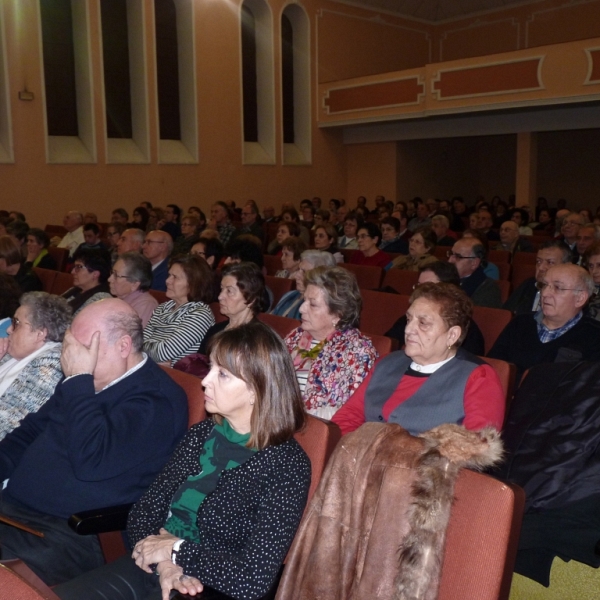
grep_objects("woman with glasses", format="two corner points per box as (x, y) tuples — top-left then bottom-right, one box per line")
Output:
(349, 222), (391, 268)
(0, 292), (71, 440)
(333, 282), (504, 435)
(61, 249), (112, 315)
(108, 253), (158, 327)
(386, 226), (438, 271)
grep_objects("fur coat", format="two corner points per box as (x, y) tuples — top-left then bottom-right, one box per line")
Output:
(276, 422), (502, 600)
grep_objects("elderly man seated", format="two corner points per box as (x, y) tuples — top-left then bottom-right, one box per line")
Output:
(55, 211), (85, 257)
(142, 230), (173, 291)
(488, 263), (600, 382)
(504, 241), (572, 315)
(0, 298), (188, 586)
(495, 221), (534, 255)
(448, 237), (502, 308)
(117, 228), (145, 255)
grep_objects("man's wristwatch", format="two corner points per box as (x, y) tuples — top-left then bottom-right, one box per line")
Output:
(171, 539), (184, 564)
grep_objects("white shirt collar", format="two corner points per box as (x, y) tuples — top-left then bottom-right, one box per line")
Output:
(410, 353), (455, 374)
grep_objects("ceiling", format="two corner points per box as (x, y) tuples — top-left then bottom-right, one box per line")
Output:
(334, 0), (538, 22)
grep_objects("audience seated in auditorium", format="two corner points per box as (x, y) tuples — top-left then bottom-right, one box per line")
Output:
(55, 211), (84, 257)
(560, 212), (586, 263)
(387, 226), (438, 272)
(333, 282), (504, 435)
(495, 220), (535, 255)
(350, 222), (390, 268)
(83, 212), (98, 225)
(117, 227), (145, 255)
(111, 208), (129, 227)
(275, 236), (307, 278)
(379, 216), (409, 254)
(385, 262), (485, 355)
(504, 240), (572, 315)
(430, 214), (455, 246)
(488, 263), (600, 382)
(510, 208), (534, 236)
(61, 249), (112, 315)
(448, 236), (502, 308)
(105, 223), (125, 258)
(130, 206), (149, 231)
(313, 223), (343, 263)
(142, 230), (173, 291)
(209, 201), (238, 246)
(144, 255), (215, 366)
(108, 253), (158, 327)
(75, 223), (107, 254)
(172, 214), (203, 257)
(262, 205), (276, 223)
(0, 292), (71, 440)
(280, 207), (310, 246)
(0, 298), (188, 586)
(191, 236), (224, 271)
(478, 209), (500, 241)
(574, 224), (600, 265)
(338, 211), (361, 249)
(285, 266), (377, 419)
(0, 235), (42, 294)
(146, 207), (164, 233)
(270, 250), (335, 320)
(461, 229), (500, 280)
(266, 220), (301, 255)
(24, 228), (57, 270)
(55, 322), (310, 600)
(159, 204), (182, 240)
(239, 203), (264, 242)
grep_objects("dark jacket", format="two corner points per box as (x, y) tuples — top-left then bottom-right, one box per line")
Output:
(0, 359), (188, 519)
(128, 419), (310, 600)
(503, 277), (538, 315)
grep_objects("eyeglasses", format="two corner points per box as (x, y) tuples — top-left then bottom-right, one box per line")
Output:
(446, 251), (476, 260)
(536, 282), (582, 294)
(110, 270), (129, 280)
(72, 263), (90, 272)
(11, 317), (33, 330)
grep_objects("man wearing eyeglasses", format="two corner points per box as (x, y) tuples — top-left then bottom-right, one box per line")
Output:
(489, 264), (600, 383)
(447, 237), (502, 308)
(239, 202), (264, 243)
(142, 230), (173, 292)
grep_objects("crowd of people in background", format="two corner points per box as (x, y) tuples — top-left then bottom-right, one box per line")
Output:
(0, 191), (599, 597)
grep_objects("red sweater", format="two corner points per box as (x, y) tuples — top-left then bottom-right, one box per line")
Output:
(349, 250), (391, 268)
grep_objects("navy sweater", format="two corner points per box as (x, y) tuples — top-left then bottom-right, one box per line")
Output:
(0, 359), (188, 518)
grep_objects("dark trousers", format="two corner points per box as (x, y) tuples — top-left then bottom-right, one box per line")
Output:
(54, 554), (163, 600)
(0, 496), (104, 586)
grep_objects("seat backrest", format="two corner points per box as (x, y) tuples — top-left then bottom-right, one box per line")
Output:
(511, 263), (536, 290)
(381, 269), (419, 296)
(488, 249), (511, 264)
(263, 254), (281, 276)
(209, 301), (228, 323)
(32, 267), (57, 293)
(339, 263), (383, 290)
(47, 246), (70, 272)
(159, 365), (206, 427)
(50, 271), (74, 295)
(148, 289), (169, 305)
(438, 470), (525, 600)
(472, 306), (512, 353)
(257, 313), (300, 339)
(0, 559), (60, 599)
(512, 251), (537, 266)
(293, 416), (341, 505)
(362, 332), (396, 358)
(360, 290), (410, 336)
(496, 262), (511, 281)
(265, 275), (295, 308)
(496, 279), (511, 304)
(480, 356), (516, 408)
(339, 248), (357, 263)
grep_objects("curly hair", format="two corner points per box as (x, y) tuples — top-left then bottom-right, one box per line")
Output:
(281, 236), (307, 260)
(409, 282), (472, 346)
(413, 226), (437, 252)
(20, 292), (72, 342)
(304, 266), (362, 330)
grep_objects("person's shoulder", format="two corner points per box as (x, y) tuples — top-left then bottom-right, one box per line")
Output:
(258, 437), (312, 475)
(576, 315), (600, 335)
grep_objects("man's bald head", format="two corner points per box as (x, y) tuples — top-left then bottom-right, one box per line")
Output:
(63, 211), (83, 232)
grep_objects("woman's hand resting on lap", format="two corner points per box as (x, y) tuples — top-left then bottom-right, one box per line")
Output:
(132, 528), (181, 573)
(156, 561), (203, 600)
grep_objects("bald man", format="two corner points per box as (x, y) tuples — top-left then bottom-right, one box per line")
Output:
(56, 211), (85, 257)
(0, 299), (188, 585)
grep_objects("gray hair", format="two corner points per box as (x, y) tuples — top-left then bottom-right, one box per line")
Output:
(304, 266), (362, 330)
(105, 309), (144, 353)
(124, 228), (145, 245)
(118, 252), (153, 291)
(300, 249), (336, 269)
(540, 240), (572, 264)
(575, 267), (595, 296)
(431, 214), (449, 228)
(20, 292), (72, 342)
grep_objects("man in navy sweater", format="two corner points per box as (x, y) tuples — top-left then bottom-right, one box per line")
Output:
(0, 298), (188, 585)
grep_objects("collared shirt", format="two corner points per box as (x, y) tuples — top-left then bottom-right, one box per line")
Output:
(535, 310), (583, 343)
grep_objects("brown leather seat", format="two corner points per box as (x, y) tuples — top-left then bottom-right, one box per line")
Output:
(50, 271), (74, 295)
(381, 269), (419, 296)
(257, 313), (300, 339)
(472, 305), (513, 353)
(339, 263), (383, 290)
(32, 267), (58, 293)
(359, 290), (410, 336)
(264, 275), (295, 307)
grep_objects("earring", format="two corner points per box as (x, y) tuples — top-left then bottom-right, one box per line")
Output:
(250, 400), (254, 405)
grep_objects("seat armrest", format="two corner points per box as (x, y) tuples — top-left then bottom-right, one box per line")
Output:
(68, 503), (133, 535)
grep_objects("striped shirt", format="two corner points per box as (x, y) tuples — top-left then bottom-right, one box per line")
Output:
(144, 300), (215, 365)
